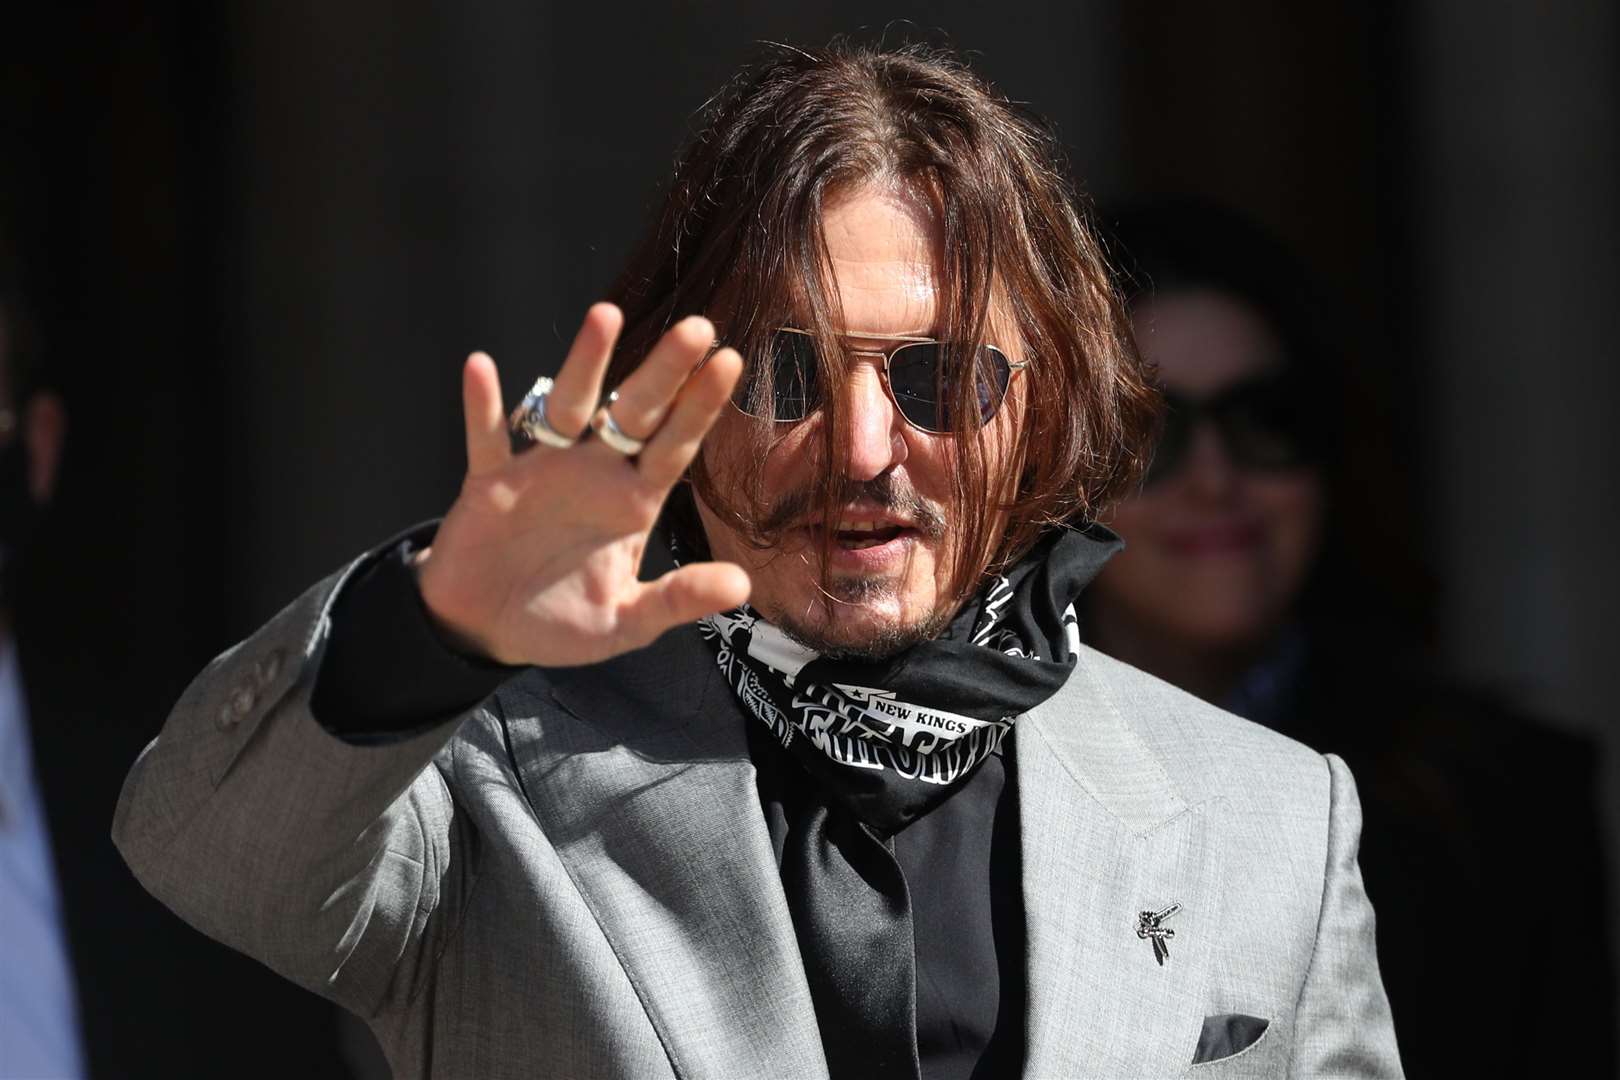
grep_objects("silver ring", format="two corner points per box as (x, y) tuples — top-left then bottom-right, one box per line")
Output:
(510, 376), (576, 449)
(590, 392), (648, 456)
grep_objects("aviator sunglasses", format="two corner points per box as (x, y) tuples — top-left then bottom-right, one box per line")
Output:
(1146, 372), (1315, 485)
(731, 327), (1029, 434)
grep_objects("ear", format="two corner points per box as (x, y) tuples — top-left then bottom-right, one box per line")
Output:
(23, 391), (66, 503)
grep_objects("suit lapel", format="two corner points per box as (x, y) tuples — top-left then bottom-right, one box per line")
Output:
(505, 626), (828, 1080)
(1018, 648), (1225, 1078)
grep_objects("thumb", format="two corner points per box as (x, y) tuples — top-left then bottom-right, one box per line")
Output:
(618, 562), (751, 648)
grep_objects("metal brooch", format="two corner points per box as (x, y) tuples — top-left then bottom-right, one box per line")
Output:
(1136, 902), (1182, 966)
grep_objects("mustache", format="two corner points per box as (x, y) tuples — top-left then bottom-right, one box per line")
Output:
(757, 474), (947, 539)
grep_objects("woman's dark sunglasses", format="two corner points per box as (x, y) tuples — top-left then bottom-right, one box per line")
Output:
(1146, 373), (1314, 485)
(731, 327), (1028, 434)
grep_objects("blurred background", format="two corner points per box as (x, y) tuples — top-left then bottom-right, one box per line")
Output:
(2, 1), (1615, 1076)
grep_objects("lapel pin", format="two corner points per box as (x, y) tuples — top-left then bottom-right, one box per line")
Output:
(1136, 902), (1182, 966)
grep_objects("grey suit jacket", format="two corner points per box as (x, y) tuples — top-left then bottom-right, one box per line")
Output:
(114, 555), (1402, 1079)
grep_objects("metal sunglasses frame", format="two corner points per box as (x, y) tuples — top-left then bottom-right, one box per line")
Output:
(732, 326), (1031, 434)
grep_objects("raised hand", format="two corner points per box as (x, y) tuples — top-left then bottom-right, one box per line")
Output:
(414, 303), (750, 667)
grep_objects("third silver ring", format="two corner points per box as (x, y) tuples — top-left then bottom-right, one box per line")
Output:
(590, 391), (649, 456)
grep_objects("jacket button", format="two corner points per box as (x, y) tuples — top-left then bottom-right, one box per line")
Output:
(219, 685), (257, 729)
(255, 649), (284, 688)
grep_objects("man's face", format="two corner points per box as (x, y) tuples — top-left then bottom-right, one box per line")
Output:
(695, 182), (1021, 656)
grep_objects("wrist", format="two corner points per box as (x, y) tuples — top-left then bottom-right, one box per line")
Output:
(411, 547), (504, 664)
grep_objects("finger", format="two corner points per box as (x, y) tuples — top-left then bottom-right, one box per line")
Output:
(583, 315), (715, 458)
(545, 302), (624, 439)
(617, 562), (751, 648)
(463, 352), (510, 476)
(636, 346), (742, 490)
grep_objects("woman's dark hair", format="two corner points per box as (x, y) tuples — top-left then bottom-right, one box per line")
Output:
(603, 40), (1157, 604)
(1103, 200), (1346, 465)
(1099, 199), (1434, 645)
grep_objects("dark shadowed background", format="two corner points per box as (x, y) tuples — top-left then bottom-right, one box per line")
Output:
(4, 0), (1617, 1071)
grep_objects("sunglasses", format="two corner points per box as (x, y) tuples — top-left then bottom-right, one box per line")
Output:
(1146, 373), (1314, 485)
(731, 327), (1029, 434)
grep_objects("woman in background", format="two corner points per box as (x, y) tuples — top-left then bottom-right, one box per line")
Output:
(1090, 202), (1614, 1079)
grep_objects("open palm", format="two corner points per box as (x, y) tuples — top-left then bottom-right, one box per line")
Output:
(416, 303), (750, 667)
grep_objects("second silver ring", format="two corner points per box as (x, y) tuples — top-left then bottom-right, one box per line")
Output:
(590, 391), (649, 456)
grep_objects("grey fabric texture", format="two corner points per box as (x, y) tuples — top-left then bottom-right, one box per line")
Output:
(113, 554), (1403, 1079)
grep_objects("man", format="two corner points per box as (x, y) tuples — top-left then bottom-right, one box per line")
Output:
(114, 43), (1402, 1078)
(1, 292), (79, 1076)
(0, 291), (357, 1077)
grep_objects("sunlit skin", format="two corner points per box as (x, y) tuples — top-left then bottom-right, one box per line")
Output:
(1090, 289), (1323, 701)
(694, 181), (1023, 657)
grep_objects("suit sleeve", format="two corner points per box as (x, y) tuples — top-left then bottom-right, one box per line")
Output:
(111, 543), (500, 1020)
(311, 525), (514, 737)
(1290, 753), (1405, 1079)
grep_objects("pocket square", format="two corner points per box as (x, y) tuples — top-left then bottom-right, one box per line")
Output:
(1191, 1013), (1270, 1065)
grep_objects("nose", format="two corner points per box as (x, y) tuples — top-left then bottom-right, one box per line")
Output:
(840, 360), (908, 481)
(1180, 420), (1238, 501)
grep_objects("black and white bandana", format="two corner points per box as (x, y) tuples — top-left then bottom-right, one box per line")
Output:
(697, 524), (1121, 833)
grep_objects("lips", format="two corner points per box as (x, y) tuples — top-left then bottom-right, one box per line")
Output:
(801, 508), (918, 549)
(780, 510), (922, 569)
(1163, 520), (1264, 555)
(830, 519), (910, 550)
(823, 528), (917, 570)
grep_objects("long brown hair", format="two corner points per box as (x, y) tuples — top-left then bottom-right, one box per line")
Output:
(605, 39), (1157, 604)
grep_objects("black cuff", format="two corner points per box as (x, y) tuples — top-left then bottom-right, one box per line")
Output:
(311, 524), (521, 741)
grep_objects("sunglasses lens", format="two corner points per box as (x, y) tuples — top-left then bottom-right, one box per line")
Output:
(1143, 377), (1310, 485)
(1217, 381), (1306, 469)
(736, 332), (1014, 431)
(887, 342), (1011, 432)
(735, 330), (819, 421)
(1144, 395), (1192, 485)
